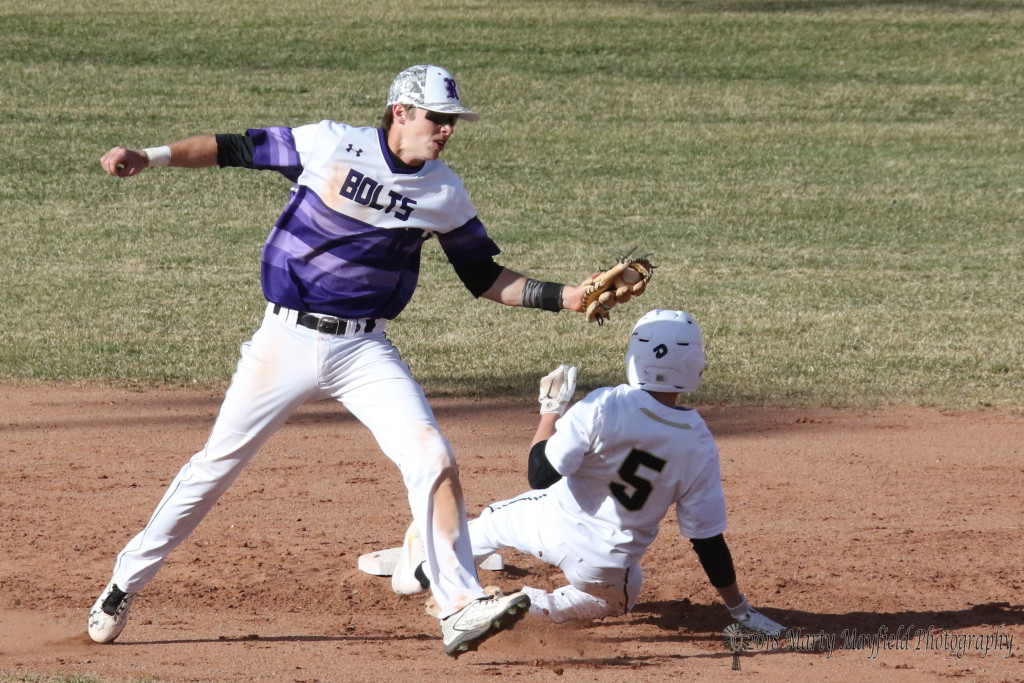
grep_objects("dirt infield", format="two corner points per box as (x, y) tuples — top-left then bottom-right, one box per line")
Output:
(1, 384), (1022, 682)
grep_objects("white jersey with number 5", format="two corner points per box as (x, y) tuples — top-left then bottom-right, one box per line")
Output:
(545, 384), (728, 568)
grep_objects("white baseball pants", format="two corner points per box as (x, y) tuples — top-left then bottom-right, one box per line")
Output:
(109, 304), (486, 618)
(468, 490), (642, 623)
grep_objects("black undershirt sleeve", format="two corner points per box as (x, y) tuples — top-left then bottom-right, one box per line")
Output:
(216, 133), (255, 169)
(690, 533), (737, 588)
(452, 257), (504, 298)
(528, 440), (563, 489)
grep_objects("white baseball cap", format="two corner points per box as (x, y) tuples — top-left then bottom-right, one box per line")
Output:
(386, 65), (479, 122)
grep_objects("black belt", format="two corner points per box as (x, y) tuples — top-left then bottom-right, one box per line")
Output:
(273, 304), (376, 335)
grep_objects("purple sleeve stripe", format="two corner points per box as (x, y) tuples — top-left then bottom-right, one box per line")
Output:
(249, 127), (303, 182)
(437, 217), (500, 265)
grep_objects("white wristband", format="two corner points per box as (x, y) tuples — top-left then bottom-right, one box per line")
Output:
(143, 146), (172, 167)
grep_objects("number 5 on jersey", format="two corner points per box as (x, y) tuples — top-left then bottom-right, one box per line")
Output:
(610, 449), (667, 511)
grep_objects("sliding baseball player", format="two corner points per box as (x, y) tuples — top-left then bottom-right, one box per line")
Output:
(392, 309), (785, 635)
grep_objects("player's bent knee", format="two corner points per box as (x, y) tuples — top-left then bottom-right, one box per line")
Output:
(397, 425), (458, 487)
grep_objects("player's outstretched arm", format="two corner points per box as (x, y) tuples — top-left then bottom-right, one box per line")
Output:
(527, 365), (577, 488)
(691, 535), (785, 636)
(479, 267), (584, 313)
(531, 413), (559, 447)
(100, 135), (220, 178)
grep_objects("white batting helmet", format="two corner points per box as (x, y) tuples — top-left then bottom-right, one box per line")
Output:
(626, 309), (705, 393)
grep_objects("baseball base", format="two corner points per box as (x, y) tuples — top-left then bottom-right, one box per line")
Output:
(357, 547), (504, 576)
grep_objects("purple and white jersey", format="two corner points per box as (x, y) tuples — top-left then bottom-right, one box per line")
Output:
(545, 385), (728, 567)
(249, 120), (500, 319)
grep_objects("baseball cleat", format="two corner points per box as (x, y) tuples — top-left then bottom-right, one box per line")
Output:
(727, 592), (786, 637)
(391, 522), (429, 595)
(88, 581), (137, 643)
(425, 585), (503, 618)
(736, 607), (786, 636)
(441, 591), (530, 658)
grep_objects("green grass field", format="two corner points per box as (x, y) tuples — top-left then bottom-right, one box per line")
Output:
(1, 0), (1021, 411)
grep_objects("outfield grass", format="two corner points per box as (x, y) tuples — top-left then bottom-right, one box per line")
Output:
(1, 0), (1021, 410)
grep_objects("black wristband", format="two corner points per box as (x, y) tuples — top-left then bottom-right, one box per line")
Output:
(522, 278), (564, 312)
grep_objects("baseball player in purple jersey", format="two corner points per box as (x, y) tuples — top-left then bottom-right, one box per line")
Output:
(392, 310), (785, 635)
(90, 64), (589, 657)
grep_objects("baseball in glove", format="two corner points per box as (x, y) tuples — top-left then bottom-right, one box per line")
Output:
(580, 253), (654, 324)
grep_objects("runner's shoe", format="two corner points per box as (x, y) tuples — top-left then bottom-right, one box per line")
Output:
(425, 585), (503, 618)
(441, 592), (530, 657)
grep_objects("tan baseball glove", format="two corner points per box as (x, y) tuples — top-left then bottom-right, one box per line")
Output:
(580, 255), (654, 324)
